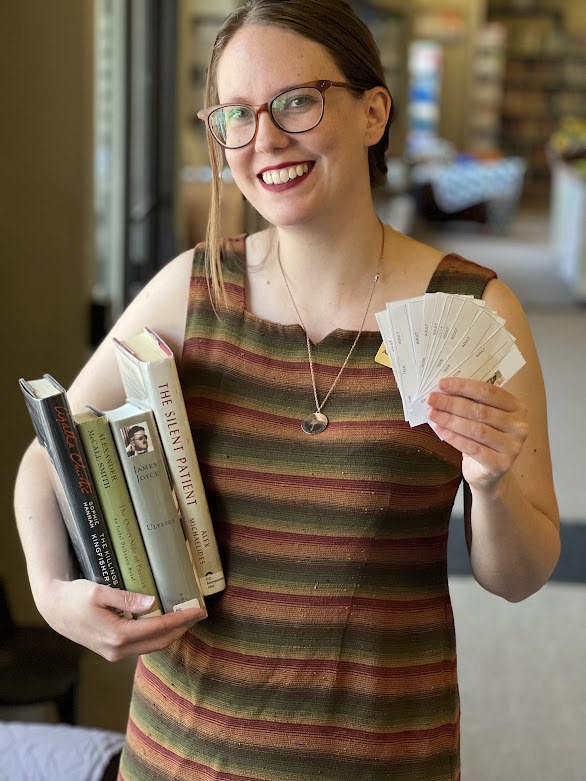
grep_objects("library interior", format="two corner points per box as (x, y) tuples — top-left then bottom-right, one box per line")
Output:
(1, 2), (585, 780)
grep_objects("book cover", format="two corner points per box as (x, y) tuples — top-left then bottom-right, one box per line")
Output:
(102, 400), (206, 614)
(19, 374), (124, 589)
(113, 327), (225, 596)
(75, 410), (163, 616)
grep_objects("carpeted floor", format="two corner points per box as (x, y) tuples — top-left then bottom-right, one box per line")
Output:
(450, 576), (586, 781)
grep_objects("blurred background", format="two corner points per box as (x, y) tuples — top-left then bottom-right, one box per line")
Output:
(1, 1), (585, 779)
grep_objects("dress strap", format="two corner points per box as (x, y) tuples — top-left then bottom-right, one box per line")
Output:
(426, 253), (497, 299)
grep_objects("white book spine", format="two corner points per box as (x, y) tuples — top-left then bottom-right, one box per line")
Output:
(114, 333), (225, 596)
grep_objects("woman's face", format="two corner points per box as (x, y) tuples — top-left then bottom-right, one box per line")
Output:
(214, 24), (374, 228)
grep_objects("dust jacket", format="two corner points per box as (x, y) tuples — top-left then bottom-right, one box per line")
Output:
(19, 374), (123, 589)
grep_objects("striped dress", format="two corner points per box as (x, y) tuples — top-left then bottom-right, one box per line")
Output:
(118, 236), (496, 781)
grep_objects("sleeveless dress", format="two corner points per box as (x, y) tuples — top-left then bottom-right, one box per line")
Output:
(118, 236), (496, 781)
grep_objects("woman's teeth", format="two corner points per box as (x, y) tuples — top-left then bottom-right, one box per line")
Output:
(262, 163), (309, 185)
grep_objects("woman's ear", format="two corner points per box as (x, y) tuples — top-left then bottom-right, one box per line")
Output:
(363, 86), (392, 147)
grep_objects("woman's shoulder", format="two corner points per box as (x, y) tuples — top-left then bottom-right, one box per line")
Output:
(390, 228), (495, 275)
(108, 249), (196, 359)
(379, 229), (444, 299)
(380, 228), (497, 301)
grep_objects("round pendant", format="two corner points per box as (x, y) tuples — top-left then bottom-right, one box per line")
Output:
(301, 412), (329, 435)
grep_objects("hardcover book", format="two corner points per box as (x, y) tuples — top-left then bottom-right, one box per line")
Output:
(99, 400), (206, 614)
(75, 410), (163, 616)
(113, 328), (225, 596)
(19, 374), (124, 589)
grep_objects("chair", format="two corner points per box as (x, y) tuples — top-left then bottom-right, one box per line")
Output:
(0, 578), (84, 723)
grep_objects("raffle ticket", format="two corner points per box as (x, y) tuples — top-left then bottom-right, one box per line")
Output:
(376, 293), (526, 427)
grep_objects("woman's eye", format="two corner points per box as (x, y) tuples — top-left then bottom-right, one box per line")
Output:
(275, 93), (316, 112)
(227, 107), (251, 122)
(288, 96), (310, 109)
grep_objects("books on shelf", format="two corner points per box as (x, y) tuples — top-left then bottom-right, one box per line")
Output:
(114, 328), (225, 596)
(95, 401), (205, 614)
(75, 410), (163, 616)
(19, 374), (124, 590)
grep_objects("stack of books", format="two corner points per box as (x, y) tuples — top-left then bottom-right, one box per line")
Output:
(20, 328), (225, 617)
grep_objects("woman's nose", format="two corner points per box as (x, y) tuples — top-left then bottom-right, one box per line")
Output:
(254, 110), (290, 152)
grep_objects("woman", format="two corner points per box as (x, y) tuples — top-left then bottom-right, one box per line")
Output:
(15, 1), (559, 779)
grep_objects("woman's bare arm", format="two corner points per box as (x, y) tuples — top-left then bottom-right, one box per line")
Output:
(427, 279), (560, 602)
(14, 250), (209, 660)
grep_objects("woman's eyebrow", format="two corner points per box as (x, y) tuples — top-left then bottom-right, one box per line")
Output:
(216, 94), (253, 105)
(217, 81), (310, 105)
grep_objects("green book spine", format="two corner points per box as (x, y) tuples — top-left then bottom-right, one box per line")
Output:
(76, 410), (162, 615)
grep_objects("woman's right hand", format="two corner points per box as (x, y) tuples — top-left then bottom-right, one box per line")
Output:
(39, 579), (207, 661)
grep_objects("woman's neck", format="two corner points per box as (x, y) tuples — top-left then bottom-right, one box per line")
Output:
(275, 208), (383, 294)
(270, 208), (386, 342)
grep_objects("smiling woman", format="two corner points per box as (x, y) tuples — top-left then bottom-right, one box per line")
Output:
(14, 2), (560, 781)
(201, 1), (395, 301)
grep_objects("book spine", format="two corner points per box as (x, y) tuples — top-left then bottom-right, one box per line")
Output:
(76, 414), (163, 615)
(108, 409), (205, 614)
(140, 360), (225, 596)
(21, 389), (123, 589)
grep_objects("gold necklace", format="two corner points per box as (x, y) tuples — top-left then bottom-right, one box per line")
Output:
(278, 221), (385, 434)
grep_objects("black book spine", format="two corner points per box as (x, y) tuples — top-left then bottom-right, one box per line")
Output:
(21, 381), (124, 589)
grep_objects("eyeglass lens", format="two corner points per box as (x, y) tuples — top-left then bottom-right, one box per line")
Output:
(208, 86), (325, 148)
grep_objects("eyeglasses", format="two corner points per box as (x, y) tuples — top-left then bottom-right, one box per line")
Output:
(197, 79), (360, 149)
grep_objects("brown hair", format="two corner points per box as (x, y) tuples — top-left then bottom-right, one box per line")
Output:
(202, 0), (395, 305)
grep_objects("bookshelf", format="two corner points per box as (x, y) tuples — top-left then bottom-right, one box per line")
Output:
(488, 6), (586, 200)
(468, 23), (507, 154)
(501, 49), (562, 195)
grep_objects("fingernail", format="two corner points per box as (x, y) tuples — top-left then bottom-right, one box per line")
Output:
(140, 594), (156, 608)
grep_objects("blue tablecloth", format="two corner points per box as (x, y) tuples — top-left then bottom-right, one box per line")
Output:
(412, 157), (526, 214)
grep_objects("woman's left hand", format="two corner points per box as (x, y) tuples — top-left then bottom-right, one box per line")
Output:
(426, 376), (529, 492)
